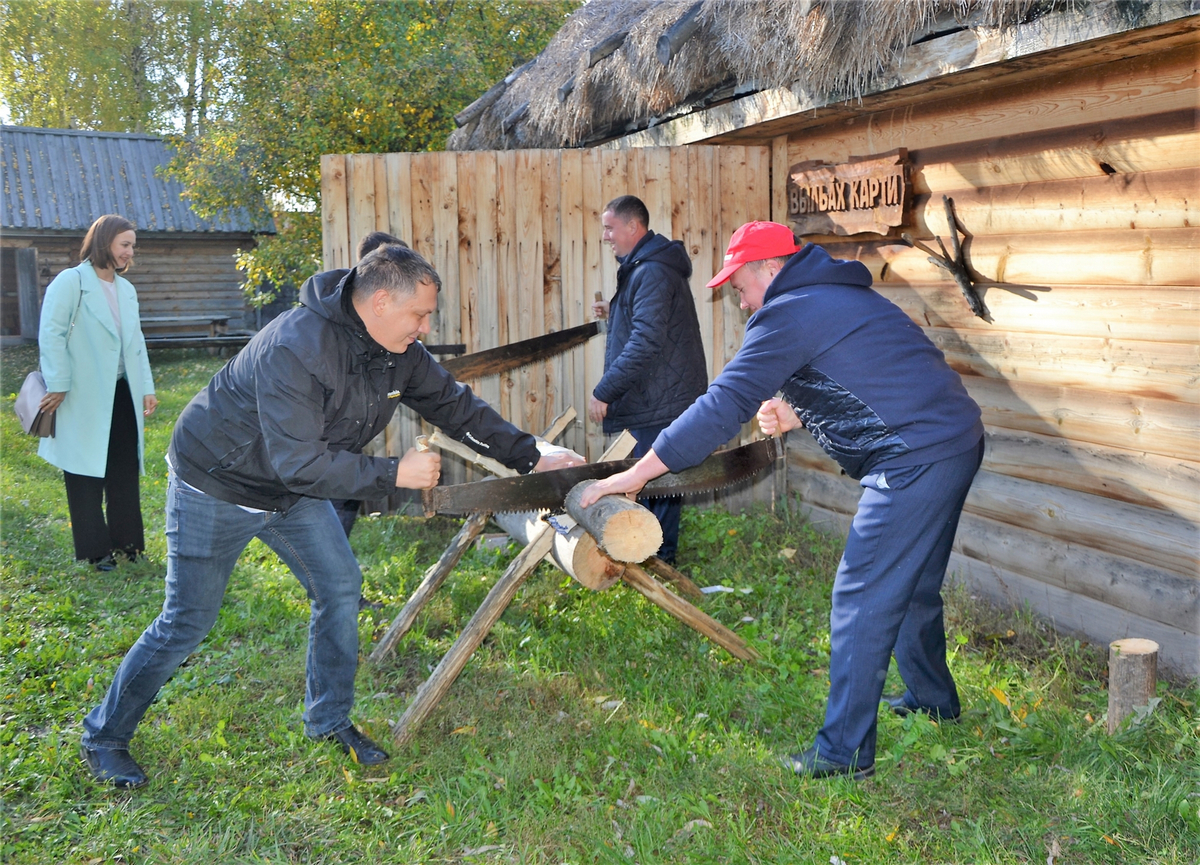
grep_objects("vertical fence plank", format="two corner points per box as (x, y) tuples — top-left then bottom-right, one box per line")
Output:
(320, 154), (349, 270)
(348, 154), (378, 260)
(581, 147), (606, 460)
(515, 150), (545, 435)
(496, 150), (518, 423)
(540, 149), (564, 430)
(385, 153), (413, 243)
(456, 153), (480, 359)
(559, 148), (587, 457)
(373, 154), (390, 233)
(641, 147), (673, 235)
(597, 149), (628, 454)
(430, 151), (460, 350)
(771, 135), (789, 223)
(685, 147), (716, 375)
(473, 153), (502, 412)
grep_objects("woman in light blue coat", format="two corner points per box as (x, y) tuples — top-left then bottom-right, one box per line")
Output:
(38, 215), (158, 570)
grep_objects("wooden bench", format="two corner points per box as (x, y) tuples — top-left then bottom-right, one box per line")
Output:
(141, 315), (231, 339)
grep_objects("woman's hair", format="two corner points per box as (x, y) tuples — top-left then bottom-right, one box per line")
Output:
(79, 215), (136, 272)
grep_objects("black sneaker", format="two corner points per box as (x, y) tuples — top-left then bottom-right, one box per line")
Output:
(325, 724), (390, 765)
(779, 747), (874, 780)
(882, 694), (961, 723)
(81, 744), (149, 788)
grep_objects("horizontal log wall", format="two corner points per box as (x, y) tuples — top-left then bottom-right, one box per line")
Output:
(783, 40), (1199, 677)
(4, 234), (254, 331)
(321, 145), (772, 486)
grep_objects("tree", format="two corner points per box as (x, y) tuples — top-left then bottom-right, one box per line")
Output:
(0, 0), (575, 294)
(0, 0), (226, 134)
(174, 0), (576, 295)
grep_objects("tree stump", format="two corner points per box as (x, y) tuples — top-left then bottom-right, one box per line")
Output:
(1107, 638), (1159, 733)
(565, 481), (662, 563)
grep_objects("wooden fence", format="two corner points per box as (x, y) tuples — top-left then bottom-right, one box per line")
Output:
(321, 145), (771, 483)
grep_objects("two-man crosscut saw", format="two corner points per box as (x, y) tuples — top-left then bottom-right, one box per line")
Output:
(436, 321), (599, 381)
(425, 438), (780, 515)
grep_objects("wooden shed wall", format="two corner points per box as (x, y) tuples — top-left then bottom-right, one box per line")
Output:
(320, 145), (771, 486)
(0, 233), (254, 333)
(774, 41), (1198, 676)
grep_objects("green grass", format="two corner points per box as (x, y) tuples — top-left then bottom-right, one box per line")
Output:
(2, 343), (1197, 864)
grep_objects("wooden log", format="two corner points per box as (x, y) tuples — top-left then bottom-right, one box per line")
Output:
(641, 556), (705, 602)
(656, 2), (703, 66)
(392, 524), (555, 747)
(1107, 639), (1159, 734)
(565, 481), (663, 563)
(827, 227), (1200, 287)
(621, 564), (760, 661)
(927, 327), (1200, 403)
(876, 284), (1200, 345)
(588, 31), (627, 68)
(906, 167), (1199, 237)
(368, 511), (491, 663)
(946, 551), (1199, 682)
(913, 125), (1199, 194)
(961, 375), (1198, 463)
(493, 510), (624, 591)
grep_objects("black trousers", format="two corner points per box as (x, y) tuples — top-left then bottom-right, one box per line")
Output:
(63, 378), (145, 561)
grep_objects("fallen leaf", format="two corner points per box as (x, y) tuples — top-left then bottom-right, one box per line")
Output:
(1102, 835), (1118, 846)
(450, 726), (476, 736)
(990, 686), (1010, 707)
(341, 766), (353, 784)
(446, 800), (455, 818)
(462, 845), (504, 856)
(406, 789), (428, 806)
(779, 548), (797, 559)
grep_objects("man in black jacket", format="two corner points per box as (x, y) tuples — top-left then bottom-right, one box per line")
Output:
(80, 245), (583, 788)
(589, 196), (707, 563)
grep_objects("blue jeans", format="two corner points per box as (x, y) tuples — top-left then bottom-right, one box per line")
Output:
(82, 473), (363, 748)
(812, 439), (983, 767)
(631, 424), (682, 564)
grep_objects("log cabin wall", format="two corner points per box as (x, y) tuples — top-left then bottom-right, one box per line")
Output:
(1, 233), (256, 335)
(320, 145), (772, 489)
(766, 41), (1198, 677)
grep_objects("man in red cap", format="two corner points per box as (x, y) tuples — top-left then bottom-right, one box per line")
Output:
(583, 221), (983, 780)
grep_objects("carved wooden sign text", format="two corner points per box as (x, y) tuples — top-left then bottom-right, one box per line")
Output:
(786, 148), (910, 237)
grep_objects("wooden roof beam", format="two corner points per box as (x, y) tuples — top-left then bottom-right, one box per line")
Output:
(657, 2), (704, 66)
(588, 31), (628, 68)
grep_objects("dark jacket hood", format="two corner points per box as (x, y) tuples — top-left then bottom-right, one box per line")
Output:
(299, 267), (352, 322)
(764, 243), (872, 304)
(618, 231), (692, 282)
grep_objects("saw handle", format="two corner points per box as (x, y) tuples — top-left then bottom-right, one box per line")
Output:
(415, 435), (436, 517)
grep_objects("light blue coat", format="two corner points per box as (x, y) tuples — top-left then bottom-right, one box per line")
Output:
(37, 261), (156, 477)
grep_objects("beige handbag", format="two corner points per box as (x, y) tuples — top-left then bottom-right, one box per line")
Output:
(14, 278), (83, 437)
(14, 371), (55, 436)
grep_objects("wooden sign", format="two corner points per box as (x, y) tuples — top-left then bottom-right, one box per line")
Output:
(786, 148), (910, 237)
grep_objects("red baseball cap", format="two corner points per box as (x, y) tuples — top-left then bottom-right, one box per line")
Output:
(706, 221), (801, 288)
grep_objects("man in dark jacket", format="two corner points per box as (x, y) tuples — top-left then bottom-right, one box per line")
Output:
(315, 231), (410, 541)
(80, 245), (583, 788)
(582, 221), (983, 781)
(589, 195), (707, 563)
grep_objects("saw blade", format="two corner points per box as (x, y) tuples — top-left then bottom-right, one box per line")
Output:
(427, 438), (779, 514)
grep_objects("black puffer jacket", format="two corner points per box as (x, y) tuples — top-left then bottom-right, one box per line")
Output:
(169, 268), (539, 511)
(594, 231), (708, 432)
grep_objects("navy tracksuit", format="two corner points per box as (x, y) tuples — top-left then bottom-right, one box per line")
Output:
(655, 243), (983, 768)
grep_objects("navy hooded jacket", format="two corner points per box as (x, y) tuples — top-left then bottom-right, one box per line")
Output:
(595, 231), (708, 432)
(653, 243), (982, 480)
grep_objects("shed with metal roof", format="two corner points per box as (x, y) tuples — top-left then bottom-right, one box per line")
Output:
(1, 125), (273, 342)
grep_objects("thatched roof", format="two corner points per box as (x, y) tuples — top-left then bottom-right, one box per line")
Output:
(447, 0), (1047, 151)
